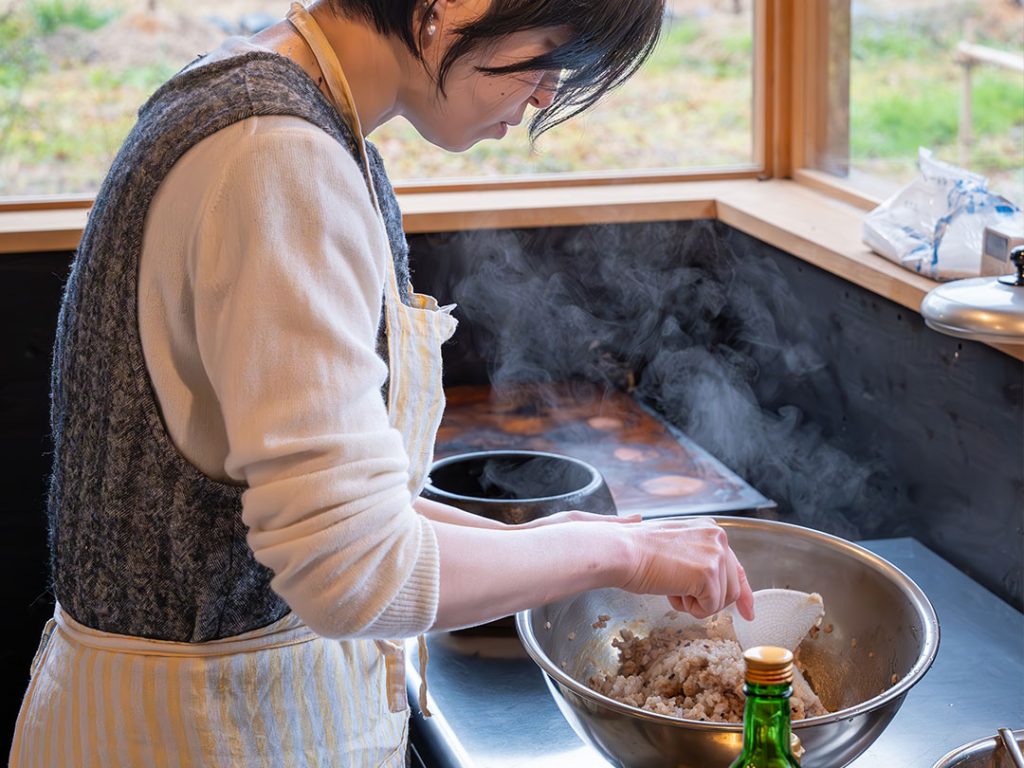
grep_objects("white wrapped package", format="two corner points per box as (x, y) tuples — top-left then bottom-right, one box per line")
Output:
(863, 148), (1023, 281)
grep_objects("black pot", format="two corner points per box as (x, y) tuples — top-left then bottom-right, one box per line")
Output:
(421, 450), (617, 524)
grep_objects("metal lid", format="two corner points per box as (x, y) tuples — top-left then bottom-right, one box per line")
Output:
(920, 246), (1024, 343)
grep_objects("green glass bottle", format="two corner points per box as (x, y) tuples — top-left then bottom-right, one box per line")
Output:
(728, 646), (803, 768)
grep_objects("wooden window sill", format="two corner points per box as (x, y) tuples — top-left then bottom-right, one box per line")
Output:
(3, 179), (1020, 360)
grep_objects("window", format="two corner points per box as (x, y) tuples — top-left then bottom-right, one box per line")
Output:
(0, 0), (282, 198)
(0, 0), (758, 200)
(795, 0), (1024, 207)
(7, 1), (1016, 210)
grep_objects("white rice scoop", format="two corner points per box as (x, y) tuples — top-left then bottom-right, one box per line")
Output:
(729, 589), (827, 714)
(731, 589), (824, 653)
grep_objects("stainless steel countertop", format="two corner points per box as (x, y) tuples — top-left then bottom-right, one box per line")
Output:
(407, 537), (1024, 768)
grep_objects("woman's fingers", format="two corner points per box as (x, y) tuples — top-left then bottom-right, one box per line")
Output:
(668, 554), (753, 620)
(685, 595), (714, 620)
(722, 552), (733, 611)
(722, 549), (743, 613)
(697, 554), (725, 617)
(735, 562), (755, 621)
(630, 524), (753, 626)
(619, 517), (755, 621)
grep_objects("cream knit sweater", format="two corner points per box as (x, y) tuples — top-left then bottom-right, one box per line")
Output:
(137, 50), (439, 639)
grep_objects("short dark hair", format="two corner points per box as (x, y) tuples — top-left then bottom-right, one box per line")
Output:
(330, 0), (665, 140)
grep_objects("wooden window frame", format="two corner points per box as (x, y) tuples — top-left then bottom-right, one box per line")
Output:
(775, 0), (884, 211)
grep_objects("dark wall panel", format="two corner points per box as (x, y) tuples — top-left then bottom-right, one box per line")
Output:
(0, 250), (70, 753)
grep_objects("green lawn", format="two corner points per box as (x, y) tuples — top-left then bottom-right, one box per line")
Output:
(850, 9), (1024, 201)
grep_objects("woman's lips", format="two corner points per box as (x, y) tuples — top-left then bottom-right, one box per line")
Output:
(491, 117), (520, 139)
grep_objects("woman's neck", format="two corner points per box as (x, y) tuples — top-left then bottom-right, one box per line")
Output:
(252, 1), (410, 135)
(310, 2), (407, 133)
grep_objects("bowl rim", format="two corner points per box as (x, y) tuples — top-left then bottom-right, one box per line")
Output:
(423, 449), (607, 505)
(930, 727), (1024, 768)
(515, 515), (942, 732)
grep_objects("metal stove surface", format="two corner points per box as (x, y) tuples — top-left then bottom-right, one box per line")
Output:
(407, 538), (1024, 768)
(434, 384), (773, 518)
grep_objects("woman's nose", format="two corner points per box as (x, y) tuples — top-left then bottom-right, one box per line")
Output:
(529, 72), (558, 110)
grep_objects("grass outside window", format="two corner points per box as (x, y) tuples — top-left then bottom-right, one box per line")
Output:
(844, 0), (1023, 206)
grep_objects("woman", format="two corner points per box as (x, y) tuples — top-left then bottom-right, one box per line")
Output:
(11, 0), (754, 764)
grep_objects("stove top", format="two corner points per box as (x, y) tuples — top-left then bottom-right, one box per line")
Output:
(434, 384), (773, 518)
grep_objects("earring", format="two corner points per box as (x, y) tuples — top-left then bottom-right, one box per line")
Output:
(424, 0), (437, 36)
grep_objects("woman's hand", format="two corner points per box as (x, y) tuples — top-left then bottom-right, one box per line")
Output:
(512, 510), (643, 529)
(618, 517), (755, 621)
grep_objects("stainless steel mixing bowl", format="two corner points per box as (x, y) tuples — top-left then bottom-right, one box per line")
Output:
(516, 516), (940, 768)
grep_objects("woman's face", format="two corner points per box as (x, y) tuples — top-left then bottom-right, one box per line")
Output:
(403, 0), (570, 151)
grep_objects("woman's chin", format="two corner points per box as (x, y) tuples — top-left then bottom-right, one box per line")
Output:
(424, 125), (507, 153)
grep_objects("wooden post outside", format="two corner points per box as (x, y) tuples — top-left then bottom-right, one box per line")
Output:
(954, 34), (1024, 171)
(959, 59), (973, 168)
(958, 21), (975, 173)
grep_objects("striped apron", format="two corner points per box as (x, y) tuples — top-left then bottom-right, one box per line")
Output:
(9, 5), (457, 765)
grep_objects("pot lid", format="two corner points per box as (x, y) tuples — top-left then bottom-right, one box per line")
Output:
(920, 246), (1024, 343)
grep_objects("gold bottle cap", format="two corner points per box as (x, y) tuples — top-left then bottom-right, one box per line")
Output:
(743, 646), (794, 686)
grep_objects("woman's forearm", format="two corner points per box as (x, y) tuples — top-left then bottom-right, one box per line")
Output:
(430, 519), (631, 631)
(413, 496), (509, 529)
(414, 496), (640, 530)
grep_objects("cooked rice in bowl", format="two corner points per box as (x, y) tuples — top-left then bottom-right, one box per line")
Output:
(588, 615), (829, 723)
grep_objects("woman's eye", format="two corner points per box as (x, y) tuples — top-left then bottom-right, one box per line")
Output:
(538, 71), (560, 91)
(512, 71), (544, 88)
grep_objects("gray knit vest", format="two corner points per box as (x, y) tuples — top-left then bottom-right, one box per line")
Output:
(49, 50), (411, 642)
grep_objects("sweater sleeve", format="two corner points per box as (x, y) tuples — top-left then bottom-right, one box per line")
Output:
(189, 116), (439, 639)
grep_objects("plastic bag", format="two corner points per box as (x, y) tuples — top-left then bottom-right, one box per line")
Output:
(862, 148), (1023, 281)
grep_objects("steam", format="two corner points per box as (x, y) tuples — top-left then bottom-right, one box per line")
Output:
(446, 220), (888, 539)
